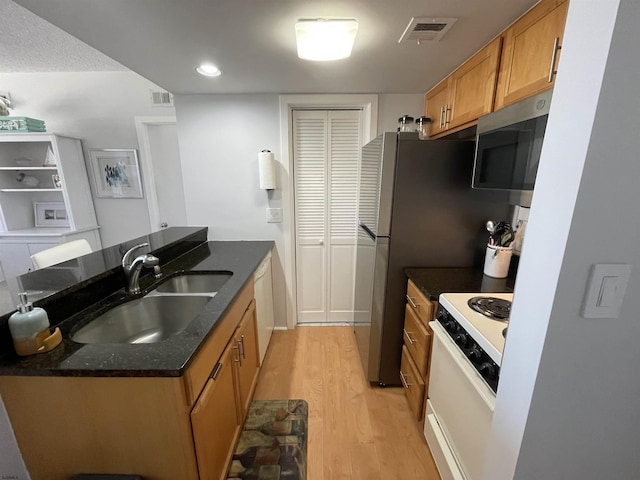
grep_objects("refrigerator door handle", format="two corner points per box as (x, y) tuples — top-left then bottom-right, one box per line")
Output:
(358, 221), (377, 242)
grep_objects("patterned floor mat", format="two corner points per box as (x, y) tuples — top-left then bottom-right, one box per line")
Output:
(226, 399), (308, 480)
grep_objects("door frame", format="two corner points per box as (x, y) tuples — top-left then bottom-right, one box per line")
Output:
(134, 116), (178, 230)
(279, 95), (378, 329)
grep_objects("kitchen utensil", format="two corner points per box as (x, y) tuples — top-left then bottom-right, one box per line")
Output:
(486, 220), (496, 234)
(486, 220), (496, 245)
(499, 230), (514, 247)
(492, 221), (514, 247)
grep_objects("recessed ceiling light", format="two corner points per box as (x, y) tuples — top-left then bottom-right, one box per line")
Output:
(295, 18), (359, 61)
(195, 64), (222, 77)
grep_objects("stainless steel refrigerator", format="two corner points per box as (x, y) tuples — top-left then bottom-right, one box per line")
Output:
(354, 132), (509, 385)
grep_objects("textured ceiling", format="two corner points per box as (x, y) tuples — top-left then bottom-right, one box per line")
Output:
(0, 0), (126, 72)
(7, 0), (539, 94)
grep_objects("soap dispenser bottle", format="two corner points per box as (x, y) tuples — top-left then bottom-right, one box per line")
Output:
(8, 292), (62, 356)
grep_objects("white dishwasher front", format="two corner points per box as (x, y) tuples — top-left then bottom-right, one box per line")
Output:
(254, 250), (274, 364)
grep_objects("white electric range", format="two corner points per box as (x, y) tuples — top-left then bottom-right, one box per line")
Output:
(424, 292), (513, 480)
(440, 293), (512, 364)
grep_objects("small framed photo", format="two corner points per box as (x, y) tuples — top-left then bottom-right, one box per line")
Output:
(34, 202), (70, 227)
(52, 174), (62, 188)
(88, 149), (143, 198)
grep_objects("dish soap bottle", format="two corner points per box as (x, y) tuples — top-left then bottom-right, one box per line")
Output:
(8, 292), (62, 356)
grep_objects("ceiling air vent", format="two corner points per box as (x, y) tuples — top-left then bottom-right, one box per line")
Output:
(150, 90), (174, 106)
(398, 17), (458, 44)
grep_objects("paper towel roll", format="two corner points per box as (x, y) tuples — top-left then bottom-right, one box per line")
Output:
(259, 150), (276, 190)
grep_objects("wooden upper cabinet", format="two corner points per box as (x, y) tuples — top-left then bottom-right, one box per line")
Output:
(449, 38), (502, 127)
(494, 0), (569, 110)
(425, 81), (449, 137)
(425, 38), (501, 138)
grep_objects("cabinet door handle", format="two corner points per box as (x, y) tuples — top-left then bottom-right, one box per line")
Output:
(406, 295), (419, 309)
(400, 370), (412, 388)
(439, 106), (445, 128)
(240, 335), (246, 359)
(548, 37), (562, 82)
(403, 329), (416, 345)
(233, 344), (242, 366)
(444, 105), (451, 127)
(211, 362), (222, 380)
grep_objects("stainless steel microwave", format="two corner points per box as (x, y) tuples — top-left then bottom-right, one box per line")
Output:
(472, 90), (552, 207)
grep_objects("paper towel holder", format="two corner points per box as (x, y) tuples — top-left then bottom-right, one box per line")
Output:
(258, 149), (277, 191)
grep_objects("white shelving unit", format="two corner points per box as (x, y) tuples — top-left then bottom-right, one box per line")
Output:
(0, 133), (101, 278)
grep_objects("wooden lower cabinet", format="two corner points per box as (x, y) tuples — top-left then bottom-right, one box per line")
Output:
(401, 279), (436, 425)
(400, 345), (425, 420)
(233, 299), (260, 419)
(403, 304), (431, 378)
(192, 342), (242, 480)
(0, 281), (258, 480)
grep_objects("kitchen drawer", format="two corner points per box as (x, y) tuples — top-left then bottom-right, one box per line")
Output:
(184, 280), (254, 406)
(403, 304), (432, 379)
(406, 279), (436, 326)
(400, 345), (425, 422)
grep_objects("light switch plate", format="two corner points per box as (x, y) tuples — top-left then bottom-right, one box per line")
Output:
(266, 207), (282, 223)
(582, 263), (632, 318)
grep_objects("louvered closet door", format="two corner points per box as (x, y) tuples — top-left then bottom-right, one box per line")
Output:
(293, 110), (362, 323)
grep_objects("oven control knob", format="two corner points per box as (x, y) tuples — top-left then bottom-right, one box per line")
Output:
(466, 346), (481, 363)
(444, 320), (458, 333)
(453, 333), (468, 347)
(479, 362), (497, 379)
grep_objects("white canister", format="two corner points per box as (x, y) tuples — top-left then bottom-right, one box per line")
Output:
(483, 244), (513, 278)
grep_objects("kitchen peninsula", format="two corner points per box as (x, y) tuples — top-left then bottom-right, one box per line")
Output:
(0, 227), (274, 480)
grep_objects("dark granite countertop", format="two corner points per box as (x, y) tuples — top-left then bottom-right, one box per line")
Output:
(1, 226), (209, 314)
(0, 237), (274, 378)
(405, 266), (516, 301)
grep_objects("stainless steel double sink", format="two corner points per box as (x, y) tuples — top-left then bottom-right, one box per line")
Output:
(70, 272), (233, 345)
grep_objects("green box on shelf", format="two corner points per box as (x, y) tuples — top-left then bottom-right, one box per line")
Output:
(0, 116), (47, 132)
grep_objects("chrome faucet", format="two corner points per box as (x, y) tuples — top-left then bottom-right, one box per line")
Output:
(122, 243), (161, 294)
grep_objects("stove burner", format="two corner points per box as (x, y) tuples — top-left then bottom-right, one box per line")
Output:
(468, 296), (512, 321)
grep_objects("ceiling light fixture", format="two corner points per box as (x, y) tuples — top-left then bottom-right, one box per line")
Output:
(295, 18), (359, 61)
(195, 64), (222, 77)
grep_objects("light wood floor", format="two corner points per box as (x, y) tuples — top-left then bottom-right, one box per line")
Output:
(253, 326), (440, 480)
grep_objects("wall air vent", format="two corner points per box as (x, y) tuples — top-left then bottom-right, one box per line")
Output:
(398, 17), (458, 44)
(150, 90), (174, 106)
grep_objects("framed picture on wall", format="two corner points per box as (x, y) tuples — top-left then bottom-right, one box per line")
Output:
(88, 149), (144, 198)
(34, 202), (70, 227)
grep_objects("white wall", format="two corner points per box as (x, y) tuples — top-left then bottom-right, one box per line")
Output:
(377, 94), (424, 134)
(174, 93), (419, 328)
(0, 71), (175, 246)
(485, 1), (640, 478)
(174, 94), (287, 326)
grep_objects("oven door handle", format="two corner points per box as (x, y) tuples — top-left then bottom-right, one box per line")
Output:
(429, 321), (496, 409)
